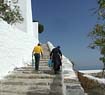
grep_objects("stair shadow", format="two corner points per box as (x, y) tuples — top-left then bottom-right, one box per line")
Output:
(26, 71), (62, 95)
(43, 70), (55, 75)
(48, 74), (63, 95)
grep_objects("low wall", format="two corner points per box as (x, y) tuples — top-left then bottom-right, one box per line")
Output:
(47, 41), (85, 95)
(77, 72), (105, 95)
(0, 19), (38, 79)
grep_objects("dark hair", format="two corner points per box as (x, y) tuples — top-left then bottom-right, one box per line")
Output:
(57, 46), (60, 48)
(38, 43), (41, 46)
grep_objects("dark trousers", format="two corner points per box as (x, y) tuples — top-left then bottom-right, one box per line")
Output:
(53, 59), (61, 74)
(34, 53), (40, 70)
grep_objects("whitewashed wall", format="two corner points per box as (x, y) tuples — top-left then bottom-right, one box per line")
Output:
(15, 0), (34, 36)
(0, 19), (38, 79)
(14, 0), (27, 33)
(33, 22), (38, 41)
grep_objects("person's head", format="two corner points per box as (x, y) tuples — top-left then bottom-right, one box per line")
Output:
(57, 46), (60, 49)
(38, 43), (41, 46)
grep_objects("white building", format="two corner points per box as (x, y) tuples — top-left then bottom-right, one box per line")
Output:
(4, 0), (36, 36)
(0, 0), (38, 79)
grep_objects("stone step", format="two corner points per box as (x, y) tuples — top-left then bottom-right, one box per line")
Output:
(13, 69), (53, 74)
(43, 51), (50, 53)
(28, 61), (49, 66)
(0, 77), (62, 88)
(28, 63), (48, 67)
(42, 48), (49, 51)
(18, 66), (49, 69)
(0, 92), (49, 95)
(33, 60), (48, 65)
(14, 67), (51, 72)
(40, 61), (49, 63)
(42, 56), (49, 59)
(40, 59), (49, 61)
(40, 61), (49, 64)
(5, 73), (55, 79)
(12, 69), (47, 74)
(15, 64), (50, 70)
(0, 93), (26, 95)
(0, 81), (62, 88)
(0, 77), (62, 95)
(0, 85), (50, 94)
(0, 79), (53, 86)
(0, 79), (62, 95)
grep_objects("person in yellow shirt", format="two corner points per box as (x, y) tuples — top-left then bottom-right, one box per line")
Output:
(32, 43), (43, 71)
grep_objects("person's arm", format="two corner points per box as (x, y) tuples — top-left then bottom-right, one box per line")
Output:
(32, 47), (35, 54)
(40, 47), (43, 58)
(41, 51), (43, 58)
(50, 49), (54, 59)
(59, 49), (62, 60)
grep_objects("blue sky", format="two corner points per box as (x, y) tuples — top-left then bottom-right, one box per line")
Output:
(31, 0), (103, 70)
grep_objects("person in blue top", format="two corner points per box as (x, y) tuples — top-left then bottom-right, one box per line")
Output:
(50, 46), (62, 74)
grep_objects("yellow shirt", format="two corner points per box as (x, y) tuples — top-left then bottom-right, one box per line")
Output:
(33, 46), (43, 54)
